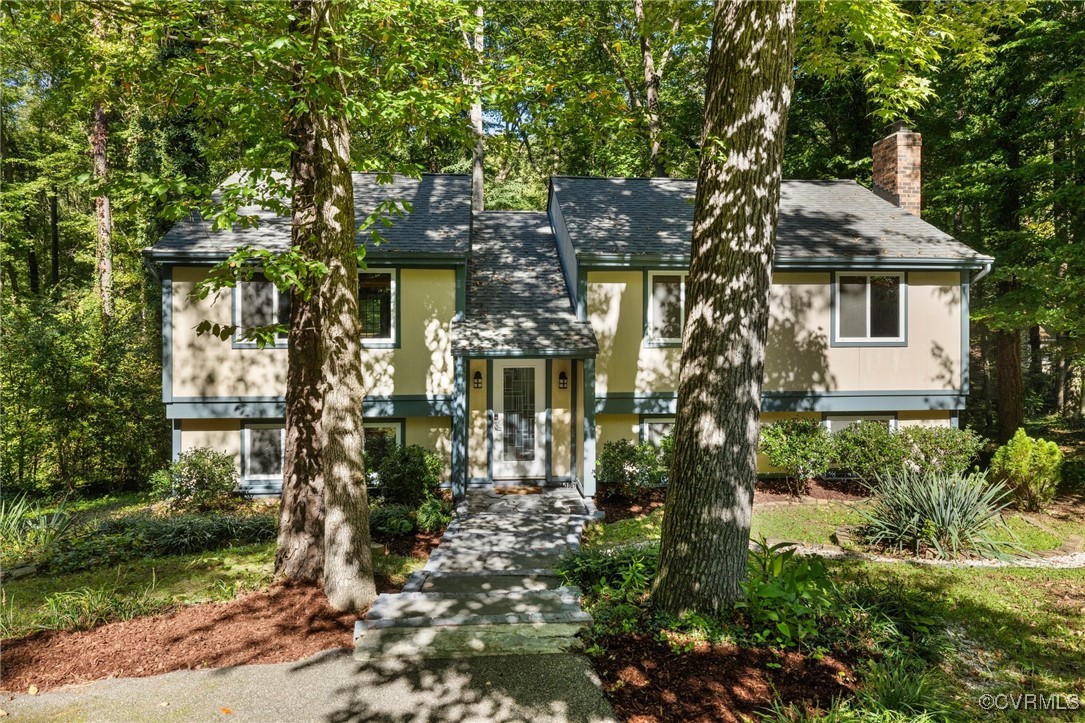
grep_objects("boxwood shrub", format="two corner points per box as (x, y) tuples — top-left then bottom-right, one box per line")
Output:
(988, 428), (1063, 511)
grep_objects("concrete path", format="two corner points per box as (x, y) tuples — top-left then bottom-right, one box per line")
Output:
(355, 488), (598, 658)
(2, 649), (616, 722)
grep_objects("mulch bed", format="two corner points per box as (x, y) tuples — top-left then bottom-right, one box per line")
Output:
(753, 478), (866, 505)
(598, 488), (667, 522)
(385, 529), (444, 558)
(0, 581), (354, 694)
(593, 635), (856, 722)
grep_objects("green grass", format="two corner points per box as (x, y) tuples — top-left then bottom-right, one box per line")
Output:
(0, 542), (423, 639)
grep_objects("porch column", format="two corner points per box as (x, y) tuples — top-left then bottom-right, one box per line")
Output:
(582, 356), (597, 497)
(451, 355), (467, 500)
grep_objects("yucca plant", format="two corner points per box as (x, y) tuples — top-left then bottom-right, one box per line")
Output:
(856, 471), (1022, 560)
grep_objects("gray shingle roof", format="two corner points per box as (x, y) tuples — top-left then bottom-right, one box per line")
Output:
(551, 176), (989, 261)
(146, 173), (472, 260)
(452, 212), (598, 356)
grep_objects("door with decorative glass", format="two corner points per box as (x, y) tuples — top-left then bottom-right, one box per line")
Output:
(492, 359), (546, 479)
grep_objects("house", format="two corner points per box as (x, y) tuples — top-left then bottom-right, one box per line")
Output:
(145, 127), (993, 498)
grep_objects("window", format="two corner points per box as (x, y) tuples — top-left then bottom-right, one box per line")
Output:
(647, 271), (687, 344)
(363, 421), (402, 482)
(824, 415), (896, 434)
(641, 417), (675, 448)
(235, 279), (290, 346)
(244, 424), (285, 480)
(359, 270), (395, 342)
(834, 273), (905, 344)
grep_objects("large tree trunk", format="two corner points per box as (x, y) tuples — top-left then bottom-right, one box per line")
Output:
(469, 5), (484, 211)
(90, 100), (113, 319)
(995, 328), (1024, 442)
(296, 0), (376, 613)
(652, 0), (796, 617)
(633, 0), (666, 177)
(49, 189), (60, 286)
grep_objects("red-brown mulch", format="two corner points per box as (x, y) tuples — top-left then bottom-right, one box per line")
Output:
(385, 529), (444, 559)
(0, 581), (355, 694)
(753, 478), (866, 505)
(599, 488), (667, 522)
(593, 635), (856, 722)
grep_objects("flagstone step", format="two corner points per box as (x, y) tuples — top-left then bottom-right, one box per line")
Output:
(353, 620), (588, 660)
(365, 588), (584, 622)
(414, 572), (564, 594)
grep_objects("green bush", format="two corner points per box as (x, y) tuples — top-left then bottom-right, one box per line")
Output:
(41, 512), (276, 573)
(416, 494), (453, 533)
(759, 418), (834, 492)
(375, 444), (443, 509)
(899, 426), (985, 477)
(557, 543), (659, 600)
(596, 439), (666, 500)
(0, 495), (77, 566)
(988, 428), (1063, 511)
(856, 471), (1019, 559)
(832, 421), (908, 483)
(736, 538), (835, 648)
(153, 448), (239, 514)
(369, 502), (416, 538)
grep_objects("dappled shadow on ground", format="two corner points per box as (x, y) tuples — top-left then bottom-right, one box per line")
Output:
(0, 581), (361, 693)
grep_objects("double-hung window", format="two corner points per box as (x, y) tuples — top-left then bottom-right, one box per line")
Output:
(235, 279), (290, 347)
(359, 270), (395, 344)
(834, 273), (905, 345)
(243, 424), (285, 482)
(646, 271), (687, 345)
(641, 417), (675, 448)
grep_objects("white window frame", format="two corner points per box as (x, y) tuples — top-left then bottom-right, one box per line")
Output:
(243, 424), (286, 481)
(646, 270), (688, 345)
(363, 421), (402, 446)
(833, 272), (906, 344)
(358, 269), (397, 346)
(233, 280), (289, 348)
(640, 416), (676, 448)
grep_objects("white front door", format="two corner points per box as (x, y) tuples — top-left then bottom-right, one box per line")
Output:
(492, 359), (546, 479)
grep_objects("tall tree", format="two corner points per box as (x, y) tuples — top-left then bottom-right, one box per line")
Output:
(89, 11), (113, 320)
(468, 5), (485, 211)
(652, 0), (797, 616)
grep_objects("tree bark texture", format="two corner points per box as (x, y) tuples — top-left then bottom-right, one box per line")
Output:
(652, 0), (796, 617)
(995, 328), (1024, 442)
(302, 0), (376, 613)
(633, 0), (666, 177)
(469, 4), (485, 211)
(90, 100), (113, 319)
(49, 189), (60, 286)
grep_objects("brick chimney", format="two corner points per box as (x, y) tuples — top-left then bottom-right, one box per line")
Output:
(872, 122), (922, 215)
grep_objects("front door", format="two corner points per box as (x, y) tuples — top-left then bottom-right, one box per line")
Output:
(492, 359), (546, 479)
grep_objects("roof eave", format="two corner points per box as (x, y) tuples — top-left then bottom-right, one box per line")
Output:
(575, 251), (994, 271)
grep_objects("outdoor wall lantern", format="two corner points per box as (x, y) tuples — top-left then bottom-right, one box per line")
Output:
(473, 370), (483, 389)
(558, 370), (569, 390)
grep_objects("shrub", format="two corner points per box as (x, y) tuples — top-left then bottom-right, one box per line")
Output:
(369, 502), (415, 538)
(856, 471), (1019, 559)
(596, 439), (666, 500)
(759, 419), (834, 492)
(899, 426), (985, 477)
(736, 538), (835, 648)
(153, 448), (239, 514)
(416, 494), (453, 533)
(988, 428), (1063, 511)
(832, 421), (908, 483)
(557, 543), (659, 601)
(0, 495), (77, 566)
(41, 512), (276, 573)
(375, 444), (443, 509)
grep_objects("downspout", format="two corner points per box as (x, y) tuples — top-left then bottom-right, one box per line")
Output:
(971, 259), (993, 284)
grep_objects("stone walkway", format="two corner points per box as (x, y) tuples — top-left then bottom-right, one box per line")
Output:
(354, 488), (598, 659)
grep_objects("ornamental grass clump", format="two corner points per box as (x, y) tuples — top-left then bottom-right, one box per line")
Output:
(856, 470), (1020, 560)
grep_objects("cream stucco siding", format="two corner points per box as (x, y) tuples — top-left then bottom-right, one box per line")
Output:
(551, 359), (573, 479)
(171, 266), (456, 399)
(406, 416), (452, 479)
(468, 359), (488, 480)
(178, 419), (242, 474)
(596, 414), (640, 447)
(897, 411), (953, 427)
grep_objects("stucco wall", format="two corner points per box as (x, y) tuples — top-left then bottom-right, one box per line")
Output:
(587, 269), (963, 397)
(467, 359), (488, 480)
(897, 411), (953, 427)
(171, 266), (457, 399)
(406, 416), (453, 479)
(551, 359), (573, 479)
(178, 419), (242, 473)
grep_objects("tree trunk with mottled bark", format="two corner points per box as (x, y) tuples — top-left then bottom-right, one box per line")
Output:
(49, 189), (60, 286)
(652, 0), (796, 617)
(90, 13), (112, 320)
(469, 5), (485, 211)
(633, 0), (666, 177)
(996, 328), (1024, 442)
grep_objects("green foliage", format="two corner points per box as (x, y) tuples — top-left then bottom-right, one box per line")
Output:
(557, 543), (660, 603)
(831, 422), (908, 484)
(0, 495), (77, 567)
(898, 426), (985, 477)
(41, 512), (276, 574)
(374, 444), (443, 509)
(595, 439), (666, 500)
(760, 419), (835, 492)
(989, 428), (1063, 511)
(153, 448), (240, 514)
(856, 471), (1019, 559)
(737, 539), (836, 649)
(415, 495), (453, 534)
(369, 502), (416, 539)
(33, 582), (165, 633)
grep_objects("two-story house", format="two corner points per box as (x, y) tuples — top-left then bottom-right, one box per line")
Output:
(146, 126), (992, 498)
